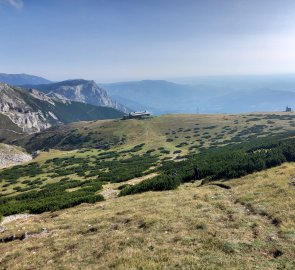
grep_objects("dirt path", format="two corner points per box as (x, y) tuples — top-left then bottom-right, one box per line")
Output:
(231, 191), (281, 238)
(0, 214), (36, 233)
(206, 183), (283, 257)
(0, 129), (25, 135)
(1, 214), (35, 225)
(125, 173), (158, 185)
(100, 188), (119, 200)
(100, 173), (158, 200)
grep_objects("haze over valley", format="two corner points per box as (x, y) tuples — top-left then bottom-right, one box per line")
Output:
(1, 1), (295, 269)
(2, 73), (295, 116)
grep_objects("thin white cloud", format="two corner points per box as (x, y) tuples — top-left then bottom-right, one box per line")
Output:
(0, 0), (24, 9)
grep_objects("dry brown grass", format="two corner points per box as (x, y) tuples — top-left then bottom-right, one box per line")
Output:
(1, 163), (295, 269)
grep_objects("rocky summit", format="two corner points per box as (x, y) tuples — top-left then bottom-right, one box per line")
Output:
(29, 79), (129, 113)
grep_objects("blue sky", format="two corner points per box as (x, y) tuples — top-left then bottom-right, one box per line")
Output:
(1, 0), (295, 82)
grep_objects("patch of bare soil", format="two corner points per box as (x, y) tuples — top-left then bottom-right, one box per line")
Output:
(100, 188), (119, 200)
(125, 173), (158, 185)
(1, 214), (35, 225)
(100, 173), (159, 200)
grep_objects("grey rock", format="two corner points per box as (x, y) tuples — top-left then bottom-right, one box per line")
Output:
(32, 79), (129, 113)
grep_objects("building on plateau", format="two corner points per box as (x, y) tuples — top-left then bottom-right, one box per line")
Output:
(285, 106), (292, 112)
(123, 110), (151, 119)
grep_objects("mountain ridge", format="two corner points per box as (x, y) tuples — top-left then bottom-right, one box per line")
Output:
(101, 79), (295, 114)
(0, 73), (51, 85)
(26, 79), (129, 113)
(0, 83), (124, 134)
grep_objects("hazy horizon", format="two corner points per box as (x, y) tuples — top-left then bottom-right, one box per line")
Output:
(1, 0), (295, 82)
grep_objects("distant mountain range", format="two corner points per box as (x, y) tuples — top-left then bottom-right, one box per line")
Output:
(100, 80), (200, 114)
(101, 78), (295, 114)
(0, 83), (124, 134)
(0, 73), (51, 85)
(2, 73), (295, 115)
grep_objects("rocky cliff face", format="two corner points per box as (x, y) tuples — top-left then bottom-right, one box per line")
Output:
(31, 80), (129, 113)
(0, 143), (32, 169)
(0, 83), (124, 135)
(0, 83), (57, 133)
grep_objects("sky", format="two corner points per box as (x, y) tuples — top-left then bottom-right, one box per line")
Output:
(1, 0), (295, 82)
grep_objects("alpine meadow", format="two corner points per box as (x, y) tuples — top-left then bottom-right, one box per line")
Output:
(1, 1), (295, 269)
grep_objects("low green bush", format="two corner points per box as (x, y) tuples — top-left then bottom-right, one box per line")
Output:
(119, 174), (180, 196)
(161, 134), (295, 182)
(0, 179), (104, 216)
(173, 150), (182, 154)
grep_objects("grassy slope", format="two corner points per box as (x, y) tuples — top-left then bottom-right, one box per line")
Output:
(0, 146), (157, 197)
(53, 101), (124, 123)
(0, 113), (289, 194)
(2, 112), (295, 199)
(1, 113), (295, 269)
(0, 113), (22, 132)
(19, 112), (295, 153)
(1, 163), (295, 269)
